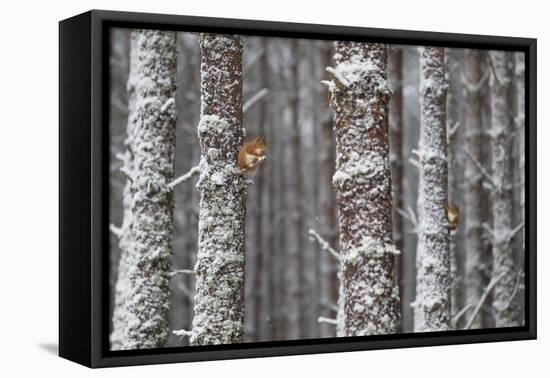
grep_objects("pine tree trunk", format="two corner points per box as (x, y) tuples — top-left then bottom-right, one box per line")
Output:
(122, 30), (177, 349)
(319, 43), (339, 338)
(414, 47), (451, 332)
(191, 34), (246, 345)
(489, 51), (520, 327)
(445, 49), (461, 323)
(327, 42), (400, 336)
(252, 38), (268, 341)
(287, 40), (305, 339)
(388, 47), (404, 331)
(110, 31), (138, 350)
(515, 52), (525, 256)
(463, 49), (484, 329)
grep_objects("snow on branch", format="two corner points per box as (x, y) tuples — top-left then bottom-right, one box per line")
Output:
(408, 149), (422, 170)
(172, 329), (193, 339)
(167, 165), (200, 190)
(464, 147), (496, 188)
(119, 165), (134, 182)
(109, 223), (123, 238)
(243, 88), (269, 114)
(308, 229), (341, 262)
(317, 317), (338, 326)
(464, 271), (507, 330)
(170, 269), (197, 278)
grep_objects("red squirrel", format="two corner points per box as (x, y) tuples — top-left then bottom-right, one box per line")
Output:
(238, 136), (267, 172)
(445, 202), (460, 231)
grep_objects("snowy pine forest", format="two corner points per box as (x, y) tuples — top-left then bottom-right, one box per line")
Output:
(108, 28), (526, 350)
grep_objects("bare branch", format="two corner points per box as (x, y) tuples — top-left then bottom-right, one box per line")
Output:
(501, 270), (524, 311)
(464, 147), (496, 188)
(119, 166), (134, 183)
(308, 229), (341, 262)
(175, 281), (194, 301)
(508, 222), (525, 243)
(448, 121), (461, 140)
(243, 48), (265, 74)
(451, 303), (474, 328)
(464, 271), (507, 330)
(408, 157), (421, 170)
(317, 317), (338, 326)
(395, 207), (418, 233)
(482, 222), (495, 243)
(461, 69), (490, 94)
(243, 88), (269, 114)
(486, 54), (500, 86)
(167, 165), (200, 189)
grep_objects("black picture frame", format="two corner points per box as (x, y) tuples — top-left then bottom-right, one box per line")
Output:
(59, 9), (537, 368)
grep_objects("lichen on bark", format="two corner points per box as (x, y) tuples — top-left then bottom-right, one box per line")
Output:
(414, 47), (451, 332)
(327, 42), (400, 336)
(190, 34), (246, 345)
(122, 30), (177, 349)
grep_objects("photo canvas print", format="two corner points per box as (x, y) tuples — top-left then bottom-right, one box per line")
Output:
(107, 27), (526, 351)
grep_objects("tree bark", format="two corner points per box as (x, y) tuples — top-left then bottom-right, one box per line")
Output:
(287, 40), (305, 339)
(122, 30), (177, 349)
(489, 51), (520, 327)
(110, 31), (136, 350)
(414, 47), (451, 332)
(515, 52), (525, 258)
(388, 47), (404, 331)
(463, 49), (484, 329)
(190, 34), (246, 345)
(445, 49), (462, 323)
(252, 37), (268, 341)
(327, 42), (400, 336)
(319, 43), (339, 338)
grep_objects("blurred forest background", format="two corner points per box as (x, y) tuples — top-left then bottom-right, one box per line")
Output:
(109, 29), (525, 348)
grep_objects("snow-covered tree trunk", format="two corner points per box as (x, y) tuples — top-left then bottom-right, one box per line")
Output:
(489, 51), (520, 327)
(515, 52), (525, 255)
(122, 30), (177, 349)
(444, 49), (461, 323)
(110, 32), (138, 350)
(190, 34), (246, 345)
(327, 42), (400, 336)
(414, 47), (451, 332)
(463, 49), (484, 329)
